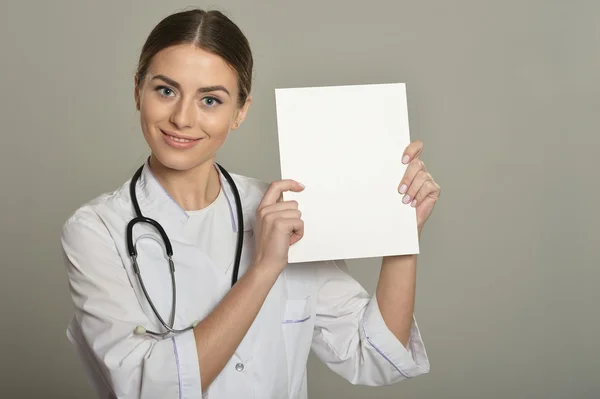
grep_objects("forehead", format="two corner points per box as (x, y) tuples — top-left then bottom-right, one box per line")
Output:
(147, 44), (238, 91)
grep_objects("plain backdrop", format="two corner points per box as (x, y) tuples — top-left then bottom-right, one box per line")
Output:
(1, 1), (599, 398)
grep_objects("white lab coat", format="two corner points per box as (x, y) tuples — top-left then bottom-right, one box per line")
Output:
(61, 160), (430, 399)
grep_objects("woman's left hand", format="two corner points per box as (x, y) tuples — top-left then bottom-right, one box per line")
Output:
(397, 140), (441, 232)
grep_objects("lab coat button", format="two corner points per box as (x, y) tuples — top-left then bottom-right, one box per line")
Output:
(235, 363), (244, 372)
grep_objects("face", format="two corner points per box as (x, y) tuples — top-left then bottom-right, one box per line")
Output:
(134, 44), (251, 172)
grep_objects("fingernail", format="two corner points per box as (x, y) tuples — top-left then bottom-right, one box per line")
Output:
(411, 199), (417, 207)
(402, 155), (410, 164)
(399, 184), (407, 194)
(402, 195), (411, 204)
(298, 183), (306, 189)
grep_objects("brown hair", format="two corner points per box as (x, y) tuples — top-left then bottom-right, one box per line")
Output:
(135, 9), (253, 107)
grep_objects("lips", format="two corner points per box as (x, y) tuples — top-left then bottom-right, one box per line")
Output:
(160, 129), (200, 142)
(160, 129), (202, 149)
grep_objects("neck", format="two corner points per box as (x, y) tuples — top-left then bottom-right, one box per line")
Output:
(148, 155), (221, 211)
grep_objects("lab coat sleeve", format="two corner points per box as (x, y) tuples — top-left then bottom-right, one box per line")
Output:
(311, 259), (430, 386)
(61, 209), (203, 399)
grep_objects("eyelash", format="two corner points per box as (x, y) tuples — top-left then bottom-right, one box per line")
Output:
(201, 96), (223, 108)
(156, 86), (175, 98)
(155, 86), (223, 108)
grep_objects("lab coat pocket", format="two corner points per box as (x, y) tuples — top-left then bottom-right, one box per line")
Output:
(282, 298), (313, 396)
(282, 298), (312, 325)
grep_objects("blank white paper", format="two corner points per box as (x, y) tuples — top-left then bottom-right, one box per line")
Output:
(275, 83), (419, 264)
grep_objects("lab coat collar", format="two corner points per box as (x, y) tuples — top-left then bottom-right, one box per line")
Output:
(134, 158), (252, 236)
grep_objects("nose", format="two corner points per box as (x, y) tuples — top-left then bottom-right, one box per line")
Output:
(169, 98), (195, 129)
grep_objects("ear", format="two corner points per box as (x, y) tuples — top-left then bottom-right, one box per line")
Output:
(232, 95), (252, 130)
(134, 74), (141, 111)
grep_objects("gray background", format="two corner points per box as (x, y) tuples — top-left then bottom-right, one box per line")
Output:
(1, 0), (599, 398)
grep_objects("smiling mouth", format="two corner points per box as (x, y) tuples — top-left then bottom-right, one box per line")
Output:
(160, 129), (201, 143)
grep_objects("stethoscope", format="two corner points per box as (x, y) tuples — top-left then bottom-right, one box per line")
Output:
(128, 163), (244, 337)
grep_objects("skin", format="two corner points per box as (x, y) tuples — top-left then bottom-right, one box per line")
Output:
(134, 43), (441, 391)
(134, 43), (251, 211)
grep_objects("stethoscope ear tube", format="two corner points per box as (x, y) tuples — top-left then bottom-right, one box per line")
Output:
(216, 163), (244, 286)
(127, 164), (174, 258)
(127, 216), (174, 257)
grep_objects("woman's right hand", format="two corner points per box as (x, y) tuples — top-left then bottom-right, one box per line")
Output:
(252, 180), (306, 274)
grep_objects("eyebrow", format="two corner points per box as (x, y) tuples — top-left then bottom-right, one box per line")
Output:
(150, 74), (231, 97)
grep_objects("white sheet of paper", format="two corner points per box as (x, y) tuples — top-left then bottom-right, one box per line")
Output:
(275, 83), (420, 264)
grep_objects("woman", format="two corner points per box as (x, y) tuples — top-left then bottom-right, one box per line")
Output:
(61, 8), (441, 399)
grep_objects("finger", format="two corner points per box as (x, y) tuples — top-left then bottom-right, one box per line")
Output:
(402, 140), (424, 164)
(273, 217), (304, 240)
(398, 158), (426, 194)
(403, 170), (430, 205)
(290, 228), (304, 246)
(257, 200), (299, 219)
(259, 180), (305, 208)
(413, 180), (440, 206)
(262, 209), (302, 225)
(287, 219), (305, 246)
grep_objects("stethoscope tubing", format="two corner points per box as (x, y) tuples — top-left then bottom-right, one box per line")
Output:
(127, 162), (244, 337)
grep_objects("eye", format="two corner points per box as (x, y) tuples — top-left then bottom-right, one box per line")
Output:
(201, 96), (223, 108)
(156, 86), (175, 97)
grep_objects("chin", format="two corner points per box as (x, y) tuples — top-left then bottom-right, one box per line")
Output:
(151, 147), (215, 172)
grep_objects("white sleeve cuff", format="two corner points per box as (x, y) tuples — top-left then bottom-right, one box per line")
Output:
(360, 295), (430, 379)
(171, 330), (203, 398)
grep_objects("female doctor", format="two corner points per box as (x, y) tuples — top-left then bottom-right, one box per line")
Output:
(61, 8), (441, 399)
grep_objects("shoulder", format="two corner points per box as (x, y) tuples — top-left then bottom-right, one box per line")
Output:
(60, 183), (134, 289)
(61, 180), (132, 248)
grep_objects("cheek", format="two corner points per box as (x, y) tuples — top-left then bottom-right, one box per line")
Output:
(200, 110), (234, 137)
(140, 98), (170, 125)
